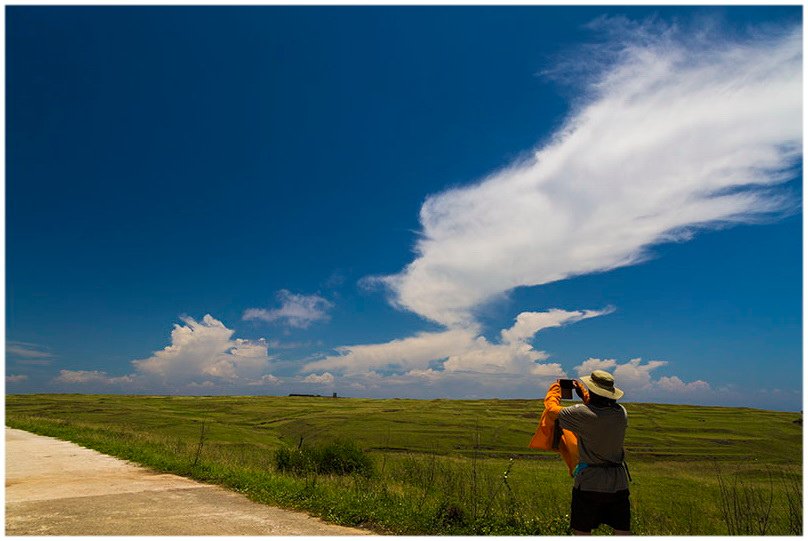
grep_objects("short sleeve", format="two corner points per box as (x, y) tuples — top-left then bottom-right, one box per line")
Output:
(558, 404), (587, 432)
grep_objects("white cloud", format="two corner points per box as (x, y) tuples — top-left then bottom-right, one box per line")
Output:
(54, 370), (133, 385)
(501, 308), (613, 344)
(333, 367), (566, 399)
(443, 337), (550, 375)
(305, 308), (607, 381)
(55, 315), (276, 391)
(406, 368), (444, 381)
(575, 358), (618, 376)
(243, 290), (333, 329)
(304, 327), (479, 375)
(55, 370), (99, 383)
(531, 363), (567, 377)
(573, 357), (711, 397)
(657, 375), (710, 393)
(310, 347), (712, 402)
(132, 315), (271, 384)
(373, 23), (801, 327)
(303, 372), (335, 385)
(7, 342), (53, 363)
(6, 374), (29, 383)
(187, 380), (216, 389)
(613, 358), (669, 390)
(246, 374), (281, 386)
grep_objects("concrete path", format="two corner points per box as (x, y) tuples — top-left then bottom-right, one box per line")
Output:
(5, 428), (371, 536)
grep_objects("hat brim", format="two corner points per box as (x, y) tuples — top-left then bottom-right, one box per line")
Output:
(581, 376), (624, 400)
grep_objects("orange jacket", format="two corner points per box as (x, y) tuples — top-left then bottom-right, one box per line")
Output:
(528, 381), (589, 476)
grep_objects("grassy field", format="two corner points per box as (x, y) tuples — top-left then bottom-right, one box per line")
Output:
(5, 394), (802, 535)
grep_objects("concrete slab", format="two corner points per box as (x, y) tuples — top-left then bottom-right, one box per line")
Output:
(5, 428), (371, 536)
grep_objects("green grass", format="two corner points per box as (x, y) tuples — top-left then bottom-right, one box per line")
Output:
(5, 394), (802, 535)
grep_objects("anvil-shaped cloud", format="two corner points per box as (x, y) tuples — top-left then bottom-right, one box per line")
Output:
(373, 22), (801, 328)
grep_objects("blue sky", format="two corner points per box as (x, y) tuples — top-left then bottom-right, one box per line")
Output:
(6, 6), (802, 411)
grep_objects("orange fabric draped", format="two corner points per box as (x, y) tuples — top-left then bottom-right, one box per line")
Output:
(528, 381), (589, 476)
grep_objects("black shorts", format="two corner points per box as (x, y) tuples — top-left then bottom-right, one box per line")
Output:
(570, 487), (630, 532)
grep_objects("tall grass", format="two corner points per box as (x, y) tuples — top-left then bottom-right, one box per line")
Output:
(716, 465), (802, 535)
(782, 470), (803, 535)
(275, 440), (374, 477)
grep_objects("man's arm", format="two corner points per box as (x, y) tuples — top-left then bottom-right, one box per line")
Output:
(529, 380), (568, 450)
(543, 381), (564, 416)
(557, 381), (590, 433)
(528, 380), (586, 476)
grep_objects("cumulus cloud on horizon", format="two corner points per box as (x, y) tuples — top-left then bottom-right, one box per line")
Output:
(574, 357), (710, 396)
(304, 308), (610, 379)
(303, 307), (709, 397)
(303, 372), (335, 385)
(371, 21), (801, 328)
(133, 315), (272, 383)
(55, 315), (278, 390)
(54, 369), (134, 385)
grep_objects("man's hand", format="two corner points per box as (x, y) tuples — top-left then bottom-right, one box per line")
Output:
(572, 379), (589, 402)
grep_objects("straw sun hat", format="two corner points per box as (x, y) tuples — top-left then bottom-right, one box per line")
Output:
(581, 370), (624, 400)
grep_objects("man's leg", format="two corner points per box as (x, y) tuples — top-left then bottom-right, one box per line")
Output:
(608, 490), (632, 535)
(570, 488), (598, 535)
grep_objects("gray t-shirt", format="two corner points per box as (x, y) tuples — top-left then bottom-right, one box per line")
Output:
(558, 402), (629, 493)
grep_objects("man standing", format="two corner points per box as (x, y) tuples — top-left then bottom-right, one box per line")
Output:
(557, 370), (631, 535)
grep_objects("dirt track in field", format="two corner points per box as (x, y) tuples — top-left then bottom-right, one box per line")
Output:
(5, 428), (371, 536)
